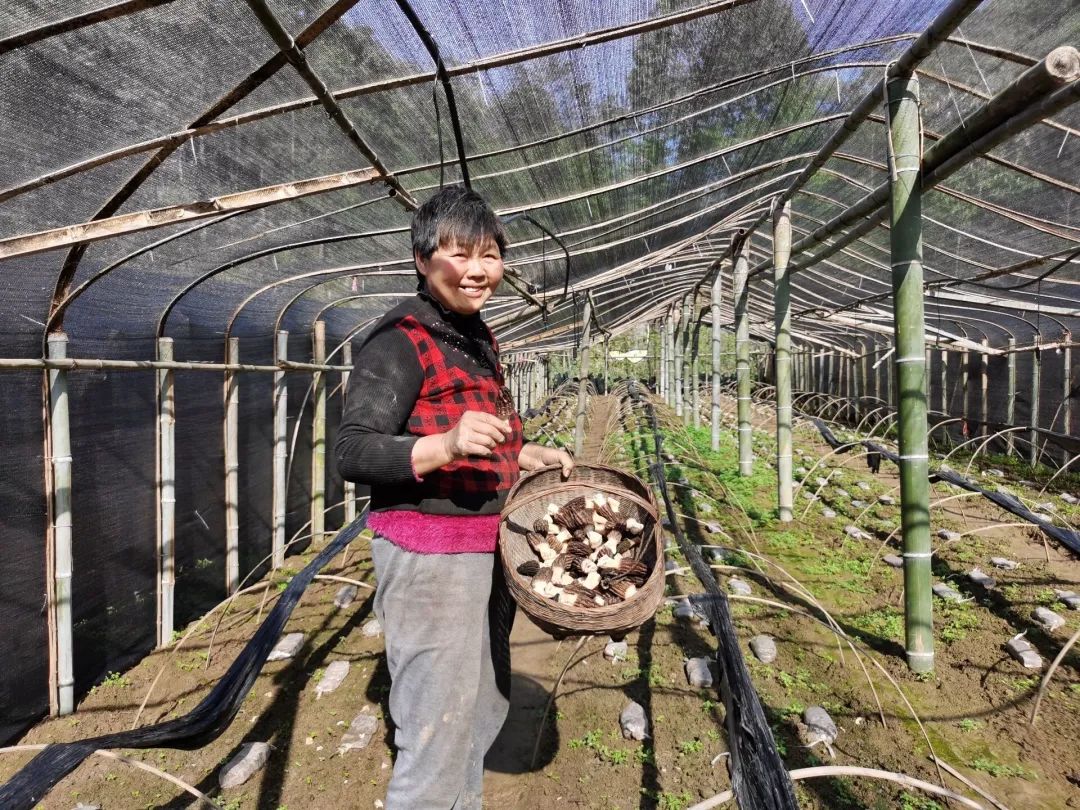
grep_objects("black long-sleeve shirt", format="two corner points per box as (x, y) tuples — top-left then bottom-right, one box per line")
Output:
(335, 292), (524, 516)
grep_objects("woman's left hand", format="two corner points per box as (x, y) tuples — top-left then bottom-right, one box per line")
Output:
(519, 443), (575, 478)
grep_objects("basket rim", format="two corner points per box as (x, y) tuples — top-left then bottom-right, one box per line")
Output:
(503, 462), (659, 520)
(499, 462), (664, 632)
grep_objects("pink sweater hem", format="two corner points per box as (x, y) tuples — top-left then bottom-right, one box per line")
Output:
(368, 510), (501, 554)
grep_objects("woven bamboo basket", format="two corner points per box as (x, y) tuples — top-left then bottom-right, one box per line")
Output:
(499, 463), (663, 638)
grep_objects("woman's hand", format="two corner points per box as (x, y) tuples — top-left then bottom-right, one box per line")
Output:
(518, 442), (575, 478)
(411, 410), (511, 478)
(442, 410), (512, 459)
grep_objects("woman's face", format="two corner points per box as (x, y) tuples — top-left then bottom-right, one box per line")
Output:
(416, 239), (504, 315)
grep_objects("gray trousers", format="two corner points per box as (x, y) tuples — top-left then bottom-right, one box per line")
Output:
(371, 537), (515, 810)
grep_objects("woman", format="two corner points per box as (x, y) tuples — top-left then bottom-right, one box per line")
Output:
(335, 185), (573, 809)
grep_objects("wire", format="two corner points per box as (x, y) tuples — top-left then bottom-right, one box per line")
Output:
(393, 0), (471, 188)
(974, 247), (1080, 291)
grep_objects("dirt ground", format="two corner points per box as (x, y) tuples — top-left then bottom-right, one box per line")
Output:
(3, 392), (1079, 809)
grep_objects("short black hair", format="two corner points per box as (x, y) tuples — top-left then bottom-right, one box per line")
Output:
(411, 185), (507, 263)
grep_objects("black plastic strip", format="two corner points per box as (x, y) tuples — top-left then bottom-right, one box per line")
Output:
(627, 382), (799, 809)
(0, 512), (370, 809)
(807, 416), (1080, 556)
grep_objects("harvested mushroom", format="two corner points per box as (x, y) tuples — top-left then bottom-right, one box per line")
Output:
(605, 579), (638, 600)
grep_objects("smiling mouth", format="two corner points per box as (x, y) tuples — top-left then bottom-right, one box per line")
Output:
(459, 284), (487, 298)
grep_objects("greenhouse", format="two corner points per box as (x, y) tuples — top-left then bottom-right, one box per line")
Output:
(0, 0), (1077, 807)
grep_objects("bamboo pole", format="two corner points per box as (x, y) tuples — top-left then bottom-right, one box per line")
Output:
(243, 0), (417, 209)
(574, 298), (593, 457)
(773, 201), (794, 521)
(311, 321), (327, 544)
(224, 337), (240, 594)
(659, 319), (668, 400)
(734, 239), (753, 476)
(939, 349), (948, 414)
(1062, 332), (1072, 441)
(924, 346), (931, 402)
(680, 296), (691, 423)
(341, 342), (356, 525)
(854, 341), (864, 418)
(961, 349), (970, 434)
(888, 73), (934, 673)
(711, 269), (723, 451)
(1006, 338), (1016, 455)
(0, 168), (382, 260)
(885, 347), (895, 409)
(1029, 339), (1041, 468)
(980, 338), (989, 439)
(47, 333), (75, 715)
(0, 357), (349, 372)
(156, 337), (176, 648)
(603, 336), (610, 394)
(675, 298), (685, 419)
(746, 45), (1080, 283)
(666, 308), (677, 408)
(691, 310), (702, 428)
(272, 331), (288, 567)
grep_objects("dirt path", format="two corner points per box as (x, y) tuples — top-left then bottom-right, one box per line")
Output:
(484, 394), (616, 802)
(581, 394), (617, 463)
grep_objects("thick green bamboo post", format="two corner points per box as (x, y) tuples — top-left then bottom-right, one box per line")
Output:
(311, 320), (327, 545)
(734, 239), (753, 476)
(1029, 339), (1041, 468)
(341, 342), (356, 525)
(224, 336), (240, 593)
(272, 331), (288, 568)
(156, 336), (176, 648)
(773, 200), (794, 520)
(711, 268), (723, 451)
(888, 73), (933, 673)
(574, 298), (593, 457)
(1006, 337), (1016, 455)
(47, 332), (74, 715)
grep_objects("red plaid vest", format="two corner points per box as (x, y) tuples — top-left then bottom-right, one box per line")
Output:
(396, 315), (524, 500)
